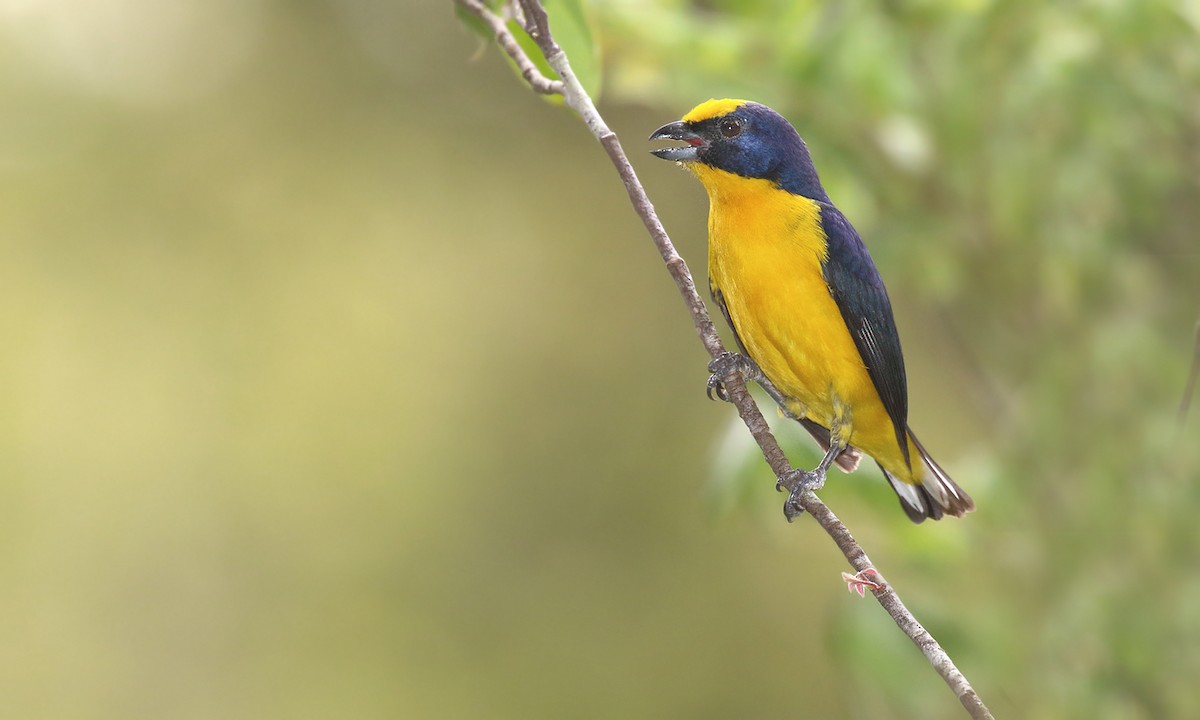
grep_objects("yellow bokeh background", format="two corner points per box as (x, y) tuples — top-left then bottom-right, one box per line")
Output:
(2, 2), (1197, 718)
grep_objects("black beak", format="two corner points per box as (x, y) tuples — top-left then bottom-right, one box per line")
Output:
(649, 120), (704, 162)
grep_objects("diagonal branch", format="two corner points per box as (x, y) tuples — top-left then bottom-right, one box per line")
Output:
(455, 1), (993, 718)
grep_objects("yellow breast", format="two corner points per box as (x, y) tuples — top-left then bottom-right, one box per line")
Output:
(694, 164), (895, 458)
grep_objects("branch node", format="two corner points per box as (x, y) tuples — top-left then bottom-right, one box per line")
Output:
(456, 0), (564, 96)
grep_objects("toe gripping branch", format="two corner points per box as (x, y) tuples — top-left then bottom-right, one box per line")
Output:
(777, 466), (826, 522)
(706, 352), (763, 402)
(705, 352), (847, 522)
(778, 439), (848, 521)
(706, 352), (796, 414)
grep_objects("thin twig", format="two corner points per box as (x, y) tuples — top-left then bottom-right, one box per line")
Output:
(455, 1), (993, 717)
(458, 0), (563, 95)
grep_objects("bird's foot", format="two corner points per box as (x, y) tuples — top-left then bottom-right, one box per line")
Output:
(840, 568), (883, 598)
(706, 352), (762, 402)
(776, 467), (827, 522)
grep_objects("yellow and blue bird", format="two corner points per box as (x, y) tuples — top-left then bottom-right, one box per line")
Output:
(650, 99), (974, 522)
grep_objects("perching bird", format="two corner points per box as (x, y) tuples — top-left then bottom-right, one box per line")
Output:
(649, 99), (974, 522)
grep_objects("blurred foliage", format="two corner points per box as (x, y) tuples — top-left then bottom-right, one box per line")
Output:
(0, 2), (1196, 720)
(588, 0), (1200, 717)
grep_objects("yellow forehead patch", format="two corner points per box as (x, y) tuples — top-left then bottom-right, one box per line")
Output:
(682, 98), (750, 123)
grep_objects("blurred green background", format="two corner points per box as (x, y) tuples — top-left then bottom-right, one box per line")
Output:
(2, 1), (1198, 718)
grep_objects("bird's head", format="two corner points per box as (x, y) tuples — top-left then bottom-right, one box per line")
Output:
(649, 99), (827, 201)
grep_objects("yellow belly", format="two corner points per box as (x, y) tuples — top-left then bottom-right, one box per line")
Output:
(696, 165), (910, 477)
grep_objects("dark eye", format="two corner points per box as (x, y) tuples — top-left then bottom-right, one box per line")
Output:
(719, 117), (744, 138)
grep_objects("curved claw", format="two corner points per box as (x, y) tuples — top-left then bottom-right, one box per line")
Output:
(706, 374), (730, 402)
(777, 467), (827, 522)
(706, 352), (759, 403)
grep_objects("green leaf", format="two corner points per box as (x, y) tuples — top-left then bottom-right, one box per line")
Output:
(453, 4), (492, 41)
(506, 18), (564, 105)
(544, 0), (603, 101)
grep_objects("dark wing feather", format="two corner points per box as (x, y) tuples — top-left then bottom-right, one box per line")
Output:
(710, 282), (751, 357)
(818, 204), (910, 468)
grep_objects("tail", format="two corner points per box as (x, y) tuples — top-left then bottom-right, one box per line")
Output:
(880, 428), (975, 523)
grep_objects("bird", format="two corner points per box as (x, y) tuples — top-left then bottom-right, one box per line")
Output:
(649, 99), (974, 523)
